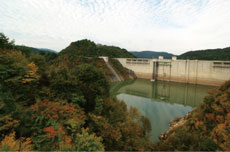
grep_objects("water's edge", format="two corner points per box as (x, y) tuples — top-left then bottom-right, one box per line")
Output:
(110, 79), (215, 142)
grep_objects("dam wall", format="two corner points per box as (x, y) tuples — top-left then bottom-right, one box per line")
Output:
(116, 58), (230, 86)
(117, 58), (154, 79)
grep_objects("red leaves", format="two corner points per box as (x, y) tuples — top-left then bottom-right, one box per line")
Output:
(29, 99), (85, 123)
(43, 126), (64, 138)
(44, 126), (57, 138)
(28, 99), (86, 149)
(205, 113), (215, 121)
(64, 136), (72, 145)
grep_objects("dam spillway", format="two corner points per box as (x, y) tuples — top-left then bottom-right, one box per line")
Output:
(116, 57), (230, 86)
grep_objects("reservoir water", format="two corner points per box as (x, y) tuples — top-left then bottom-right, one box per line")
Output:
(110, 79), (215, 142)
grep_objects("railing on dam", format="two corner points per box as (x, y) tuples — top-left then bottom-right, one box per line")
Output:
(126, 58), (150, 65)
(158, 62), (171, 66)
(213, 61), (230, 68)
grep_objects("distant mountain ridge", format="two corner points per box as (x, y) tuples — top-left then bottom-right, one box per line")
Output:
(14, 45), (58, 61)
(130, 51), (175, 59)
(38, 48), (57, 53)
(15, 45), (57, 54)
(178, 47), (230, 61)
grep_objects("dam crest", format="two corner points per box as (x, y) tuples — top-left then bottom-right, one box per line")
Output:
(116, 57), (230, 86)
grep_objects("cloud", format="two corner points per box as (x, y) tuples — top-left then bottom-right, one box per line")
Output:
(0, 0), (230, 54)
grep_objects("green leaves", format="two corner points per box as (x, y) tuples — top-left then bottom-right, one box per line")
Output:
(178, 47), (230, 61)
(0, 33), (15, 49)
(60, 39), (97, 57)
(71, 93), (86, 107)
(0, 33), (154, 151)
(73, 64), (109, 112)
(74, 128), (104, 151)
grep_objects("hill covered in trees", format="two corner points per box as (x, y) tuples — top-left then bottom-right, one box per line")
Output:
(57, 39), (135, 82)
(178, 47), (230, 60)
(58, 39), (135, 81)
(60, 39), (135, 58)
(0, 33), (152, 151)
(155, 80), (230, 151)
(130, 51), (175, 59)
(38, 48), (57, 53)
(15, 45), (58, 61)
(0, 33), (57, 62)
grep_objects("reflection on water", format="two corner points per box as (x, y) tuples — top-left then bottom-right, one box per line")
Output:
(110, 79), (215, 142)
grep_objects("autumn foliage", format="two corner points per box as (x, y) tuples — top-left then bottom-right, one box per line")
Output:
(155, 80), (230, 151)
(0, 132), (32, 151)
(0, 33), (153, 151)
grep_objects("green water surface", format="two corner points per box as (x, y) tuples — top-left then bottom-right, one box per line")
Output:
(110, 79), (215, 142)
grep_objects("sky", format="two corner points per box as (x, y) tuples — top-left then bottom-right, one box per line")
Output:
(0, 0), (230, 55)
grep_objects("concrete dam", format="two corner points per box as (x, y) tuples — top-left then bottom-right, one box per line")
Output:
(116, 57), (230, 86)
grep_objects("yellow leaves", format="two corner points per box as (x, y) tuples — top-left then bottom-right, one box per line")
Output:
(75, 128), (105, 151)
(22, 62), (39, 83)
(226, 113), (230, 121)
(27, 62), (38, 75)
(0, 132), (32, 151)
(211, 103), (225, 114)
(195, 121), (200, 129)
(0, 115), (19, 132)
(0, 132), (19, 151)
(216, 115), (224, 123)
(19, 137), (32, 152)
(128, 107), (139, 120)
(217, 123), (226, 129)
(211, 122), (230, 151)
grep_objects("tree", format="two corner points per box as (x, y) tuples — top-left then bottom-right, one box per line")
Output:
(0, 33), (15, 49)
(73, 64), (109, 112)
(60, 39), (97, 57)
(22, 99), (85, 150)
(73, 128), (104, 151)
(0, 34), (154, 151)
(155, 81), (230, 151)
(87, 97), (154, 151)
(0, 132), (32, 151)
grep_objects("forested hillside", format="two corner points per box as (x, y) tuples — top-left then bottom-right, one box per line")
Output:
(178, 47), (230, 60)
(130, 51), (175, 59)
(0, 33), (57, 62)
(97, 45), (135, 58)
(0, 33), (153, 151)
(155, 81), (230, 151)
(15, 45), (57, 62)
(58, 39), (134, 81)
(60, 39), (135, 58)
